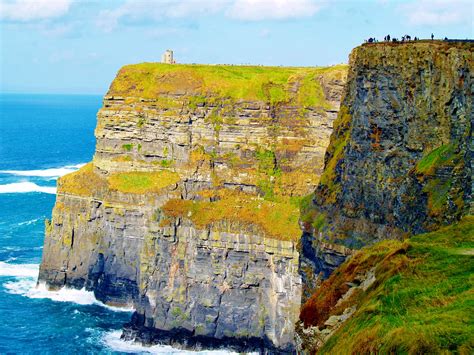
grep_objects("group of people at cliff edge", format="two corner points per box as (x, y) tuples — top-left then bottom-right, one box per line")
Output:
(365, 33), (450, 43)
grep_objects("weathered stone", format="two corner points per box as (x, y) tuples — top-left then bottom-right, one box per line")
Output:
(39, 63), (348, 352)
(300, 41), (473, 291)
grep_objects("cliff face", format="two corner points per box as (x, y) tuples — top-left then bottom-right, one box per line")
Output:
(39, 63), (347, 352)
(300, 41), (473, 296)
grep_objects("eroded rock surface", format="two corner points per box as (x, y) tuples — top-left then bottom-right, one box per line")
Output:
(300, 41), (473, 298)
(39, 63), (347, 352)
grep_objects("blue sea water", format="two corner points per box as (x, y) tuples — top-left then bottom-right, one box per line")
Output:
(0, 94), (234, 354)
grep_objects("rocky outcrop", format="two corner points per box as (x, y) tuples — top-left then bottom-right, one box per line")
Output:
(300, 41), (473, 297)
(39, 63), (347, 352)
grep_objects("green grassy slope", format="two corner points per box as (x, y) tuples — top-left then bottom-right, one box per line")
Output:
(107, 63), (347, 107)
(300, 216), (474, 354)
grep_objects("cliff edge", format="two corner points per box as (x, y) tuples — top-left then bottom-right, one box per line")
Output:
(39, 63), (347, 352)
(300, 41), (473, 297)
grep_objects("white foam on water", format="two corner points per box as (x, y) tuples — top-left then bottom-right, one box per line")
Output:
(0, 261), (39, 278)
(17, 217), (42, 226)
(0, 181), (56, 194)
(5, 280), (134, 311)
(0, 163), (86, 178)
(1, 263), (249, 353)
(28, 282), (99, 305)
(102, 330), (241, 355)
(1, 262), (133, 311)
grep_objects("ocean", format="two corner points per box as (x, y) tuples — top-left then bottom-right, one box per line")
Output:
(0, 94), (234, 354)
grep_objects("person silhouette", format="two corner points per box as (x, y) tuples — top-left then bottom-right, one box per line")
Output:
(431, 33), (434, 40)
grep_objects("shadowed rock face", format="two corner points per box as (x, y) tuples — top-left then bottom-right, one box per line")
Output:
(300, 41), (473, 297)
(38, 63), (347, 352)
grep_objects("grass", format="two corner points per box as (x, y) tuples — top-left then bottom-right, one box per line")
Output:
(58, 163), (107, 196)
(122, 143), (133, 151)
(108, 170), (180, 194)
(416, 144), (457, 175)
(414, 143), (464, 218)
(59, 163), (180, 195)
(317, 105), (352, 204)
(161, 190), (301, 241)
(423, 178), (453, 215)
(300, 216), (474, 354)
(108, 62), (347, 106)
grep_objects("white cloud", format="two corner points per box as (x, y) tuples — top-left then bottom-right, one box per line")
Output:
(96, 0), (325, 31)
(400, 0), (473, 26)
(227, 0), (322, 21)
(0, 0), (72, 21)
(96, 0), (227, 32)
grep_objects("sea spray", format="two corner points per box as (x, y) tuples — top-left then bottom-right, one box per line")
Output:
(0, 182), (57, 194)
(0, 163), (86, 178)
(103, 330), (244, 355)
(1, 262), (133, 312)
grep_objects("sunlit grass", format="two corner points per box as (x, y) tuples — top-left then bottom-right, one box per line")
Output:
(301, 216), (474, 354)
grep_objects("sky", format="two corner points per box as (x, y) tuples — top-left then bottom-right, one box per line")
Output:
(0, 0), (473, 94)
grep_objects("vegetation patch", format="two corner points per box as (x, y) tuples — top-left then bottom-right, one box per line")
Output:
(122, 143), (134, 151)
(137, 117), (147, 128)
(423, 178), (453, 216)
(317, 105), (352, 204)
(161, 190), (301, 241)
(108, 170), (180, 194)
(188, 95), (207, 110)
(414, 143), (464, 218)
(296, 72), (331, 109)
(112, 155), (132, 162)
(301, 216), (474, 354)
(58, 163), (107, 196)
(416, 144), (457, 175)
(108, 62), (347, 107)
(159, 159), (174, 168)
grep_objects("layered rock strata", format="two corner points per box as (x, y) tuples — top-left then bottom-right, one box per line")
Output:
(300, 41), (473, 298)
(39, 63), (347, 352)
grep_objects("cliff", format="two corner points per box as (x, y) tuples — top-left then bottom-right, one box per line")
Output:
(300, 41), (473, 295)
(39, 63), (347, 352)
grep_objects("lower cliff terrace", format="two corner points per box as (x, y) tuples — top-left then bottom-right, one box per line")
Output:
(39, 63), (347, 352)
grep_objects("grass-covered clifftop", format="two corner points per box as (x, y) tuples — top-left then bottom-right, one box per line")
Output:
(108, 63), (347, 107)
(299, 216), (474, 353)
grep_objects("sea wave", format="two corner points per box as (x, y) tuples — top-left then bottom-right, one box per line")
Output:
(0, 181), (56, 194)
(5, 279), (99, 305)
(0, 163), (86, 178)
(0, 261), (39, 278)
(17, 217), (42, 226)
(102, 330), (240, 355)
(1, 262), (133, 312)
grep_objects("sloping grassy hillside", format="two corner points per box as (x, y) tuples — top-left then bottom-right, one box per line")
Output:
(300, 216), (474, 354)
(108, 63), (347, 107)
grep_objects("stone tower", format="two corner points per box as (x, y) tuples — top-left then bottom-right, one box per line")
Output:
(161, 49), (174, 64)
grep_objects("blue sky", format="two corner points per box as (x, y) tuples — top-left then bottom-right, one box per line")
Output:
(1, 0), (472, 94)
